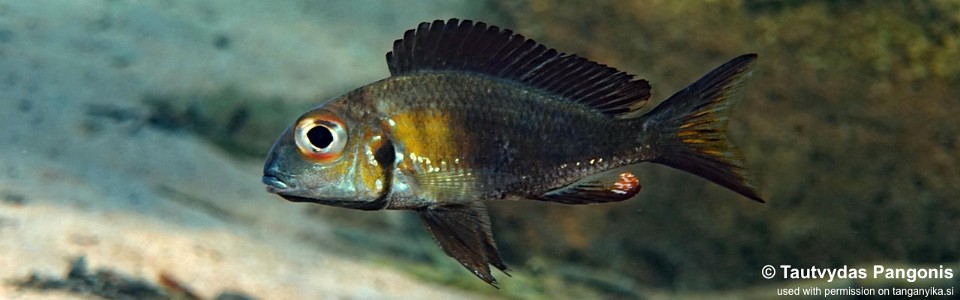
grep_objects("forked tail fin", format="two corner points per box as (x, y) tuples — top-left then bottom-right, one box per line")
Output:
(642, 54), (764, 202)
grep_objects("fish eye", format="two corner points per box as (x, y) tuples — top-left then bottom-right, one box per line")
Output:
(295, 115), (347, 161)
(306, 126), (334, 149)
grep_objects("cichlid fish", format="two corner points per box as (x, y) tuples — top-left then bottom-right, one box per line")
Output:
(262, 18), (764, 286)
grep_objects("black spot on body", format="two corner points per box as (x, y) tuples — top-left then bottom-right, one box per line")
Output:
(374, 139), (396, 167)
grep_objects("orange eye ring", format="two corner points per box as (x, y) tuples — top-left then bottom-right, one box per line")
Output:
(294, 113), (347, 162)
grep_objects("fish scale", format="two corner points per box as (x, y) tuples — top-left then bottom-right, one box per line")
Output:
(262, 18), (763, 286)
(368, 73), (634, 197)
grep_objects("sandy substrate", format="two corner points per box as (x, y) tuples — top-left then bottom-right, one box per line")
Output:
(0, 0), (491, 299)
(0, 194), (480, 300)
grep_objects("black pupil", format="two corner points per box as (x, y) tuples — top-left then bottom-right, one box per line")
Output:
(306, 125), (334, 149)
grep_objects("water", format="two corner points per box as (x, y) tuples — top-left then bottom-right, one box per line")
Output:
(0, 0), (957, 299)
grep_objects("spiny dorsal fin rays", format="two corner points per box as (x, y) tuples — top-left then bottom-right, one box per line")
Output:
(386, 18), (651, 118)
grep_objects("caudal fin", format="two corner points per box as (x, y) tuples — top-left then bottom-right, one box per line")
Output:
(642, 54), (764, 202)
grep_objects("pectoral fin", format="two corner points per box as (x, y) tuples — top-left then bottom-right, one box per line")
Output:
(417, 202), (508, 286)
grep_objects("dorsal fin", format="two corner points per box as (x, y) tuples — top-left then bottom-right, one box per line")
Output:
(386, 18), (651, 117)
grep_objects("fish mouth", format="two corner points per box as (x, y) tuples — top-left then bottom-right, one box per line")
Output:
(260, 174), (392, 211)
(261, 174), (322, 202)
(262, 174), (291, 194)
(260, 163), (393, 211)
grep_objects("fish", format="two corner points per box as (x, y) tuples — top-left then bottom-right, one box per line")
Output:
(262, 18), (764, 286)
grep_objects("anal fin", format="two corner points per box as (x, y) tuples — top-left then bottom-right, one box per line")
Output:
(535, 171), (641, 204)
(417, 202), (508, 287)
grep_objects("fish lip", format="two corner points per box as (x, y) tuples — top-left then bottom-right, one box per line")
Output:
(262, 174), (291, 193)
(260, 172), (390, 211)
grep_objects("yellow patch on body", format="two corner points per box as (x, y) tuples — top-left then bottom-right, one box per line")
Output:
(386, 109), (490, 202)
(387, 109), (466, 175)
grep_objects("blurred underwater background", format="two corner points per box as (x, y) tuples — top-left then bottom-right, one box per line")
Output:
(0, 0), (957, 299)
